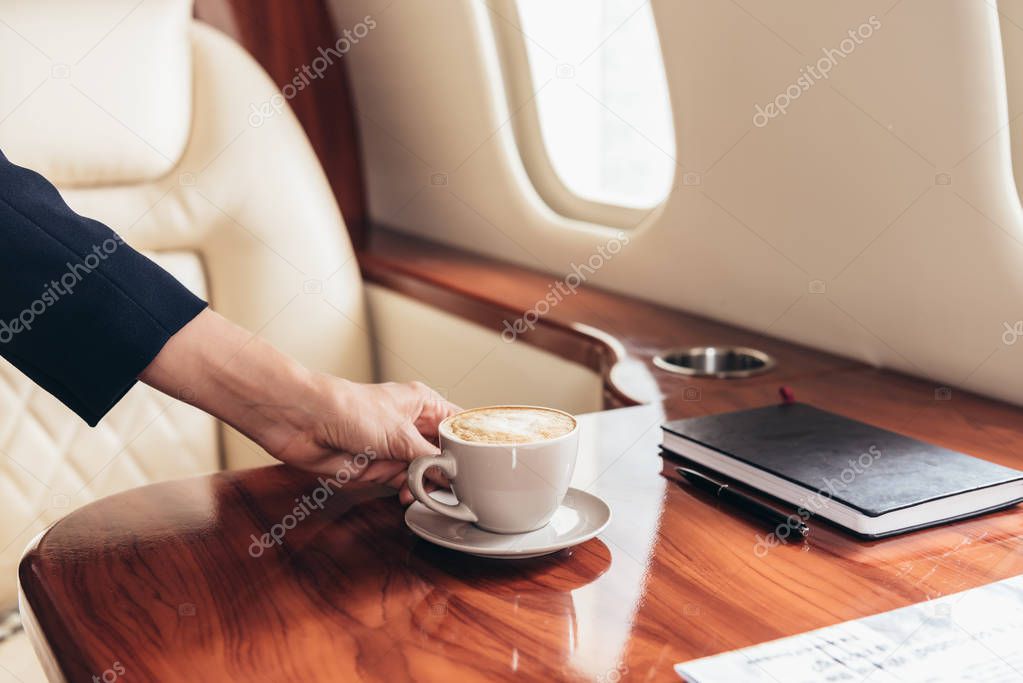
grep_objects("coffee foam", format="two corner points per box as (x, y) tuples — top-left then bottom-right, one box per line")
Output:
(446, 407), (575, 444)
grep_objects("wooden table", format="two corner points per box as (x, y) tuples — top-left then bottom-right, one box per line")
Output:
(18, 402), (1023, 682)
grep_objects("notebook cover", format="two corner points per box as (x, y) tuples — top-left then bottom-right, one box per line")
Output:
(661, 403), (1023, 517)
(659, 449), (1023, 539)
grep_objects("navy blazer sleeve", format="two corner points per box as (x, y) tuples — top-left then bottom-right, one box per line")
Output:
(0, 151), (207, 426)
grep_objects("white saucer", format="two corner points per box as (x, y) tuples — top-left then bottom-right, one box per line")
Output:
(405, 487), (612, 559)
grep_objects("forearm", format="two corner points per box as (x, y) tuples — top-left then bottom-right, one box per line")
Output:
(139, 308), (327, 455)
(140, 307), (457, 494)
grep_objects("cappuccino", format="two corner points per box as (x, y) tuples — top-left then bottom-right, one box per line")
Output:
(446, 406), (575, 445)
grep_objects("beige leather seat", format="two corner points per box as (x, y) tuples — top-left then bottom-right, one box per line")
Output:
(0, 1), (609, 677)
(0, 1), (374, 679)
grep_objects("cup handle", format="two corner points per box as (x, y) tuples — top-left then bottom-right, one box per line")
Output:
(407, 454), (478, 523)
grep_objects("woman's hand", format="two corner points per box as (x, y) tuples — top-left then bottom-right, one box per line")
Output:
(266, 377), (460, 502)
(140, 309), (460, 503)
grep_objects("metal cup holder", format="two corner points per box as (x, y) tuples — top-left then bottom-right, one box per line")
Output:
(653, 346), (775, 379)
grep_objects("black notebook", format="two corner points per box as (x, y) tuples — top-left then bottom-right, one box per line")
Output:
(661, 403), (1023, 538)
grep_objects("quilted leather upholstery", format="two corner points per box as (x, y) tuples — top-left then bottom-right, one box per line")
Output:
(0, 7), (375, 677)
(0, 253), (217, 613)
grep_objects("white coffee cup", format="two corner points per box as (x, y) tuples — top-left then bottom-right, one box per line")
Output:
(407, 406), (580, 534)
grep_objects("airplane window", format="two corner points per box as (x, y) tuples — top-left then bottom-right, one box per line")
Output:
(515, 0), (675, 210)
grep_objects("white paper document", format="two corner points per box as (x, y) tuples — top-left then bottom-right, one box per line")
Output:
(675, 575), (1023, 682)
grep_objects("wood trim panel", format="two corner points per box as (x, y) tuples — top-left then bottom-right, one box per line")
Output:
(359, 226), (867, 410)
(358, 226), (1023, 446)
(363, 252), (631, 405)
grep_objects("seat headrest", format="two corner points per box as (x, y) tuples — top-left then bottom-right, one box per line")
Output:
(0, 0), (193, 186)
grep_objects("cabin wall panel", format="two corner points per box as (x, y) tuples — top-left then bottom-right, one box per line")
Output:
(365, 284), (604, 414)
(329, 0), (1023, 407)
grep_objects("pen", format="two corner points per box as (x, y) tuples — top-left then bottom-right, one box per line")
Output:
(675, 467), (810, 538)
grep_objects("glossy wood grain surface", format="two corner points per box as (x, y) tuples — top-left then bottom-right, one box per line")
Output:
(359, 228), (864, 411)
(19, 398), (1023, 682)
(20, 230), (1023, 681)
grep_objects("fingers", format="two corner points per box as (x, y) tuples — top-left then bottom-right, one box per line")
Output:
(367, 453), (448, 491)
(360, 459), (408, 484)
(411, 383), (461, 439)
(362, 453), (445, 502)
(381, 464), (407, 484)
(393, 425), (442, 463)
(277, 443), (446, 506)
(399, 482), (414, 505)
(303, 454), (404, 483)
(398, 479), (449, 506)
(424, 468), (450, 488)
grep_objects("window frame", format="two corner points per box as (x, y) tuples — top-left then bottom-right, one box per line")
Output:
(487, 0), (676, 229)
